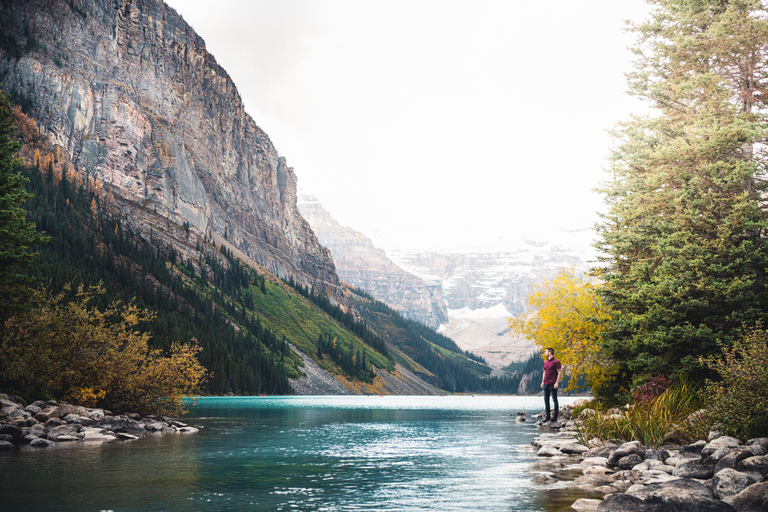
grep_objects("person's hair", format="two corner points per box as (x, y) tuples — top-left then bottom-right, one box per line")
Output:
(545, 348), (555, 355)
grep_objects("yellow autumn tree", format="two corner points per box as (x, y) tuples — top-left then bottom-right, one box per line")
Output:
(508, 268), (615, 391)
(1, 284), (207, 416)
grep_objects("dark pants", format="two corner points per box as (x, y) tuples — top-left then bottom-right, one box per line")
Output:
(544, 384), (558, 420)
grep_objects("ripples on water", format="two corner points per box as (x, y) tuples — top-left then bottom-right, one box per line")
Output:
(1, 395), (585, 511)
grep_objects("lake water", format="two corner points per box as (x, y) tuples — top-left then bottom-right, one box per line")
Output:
(1, 395), (593, 511)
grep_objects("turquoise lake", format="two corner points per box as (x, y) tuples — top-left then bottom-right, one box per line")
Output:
(1, 395), (590, 511)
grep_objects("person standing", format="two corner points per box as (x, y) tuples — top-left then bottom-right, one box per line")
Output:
(541, 347), (562, 423)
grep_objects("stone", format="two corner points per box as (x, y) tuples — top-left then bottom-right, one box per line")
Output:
(536, 445), (562, 457)
(28, 438), (54, 448)
(82, 428), (117, 443)
(0, 440), (14, 451)
(532, 474), (558, 485)
(674, 458), (717, 479)
(597, 493), (645, 512)
(102, 416), (146, 435)
(745, 445), (767, 457)
(571, 498), (602, 511)
(736, 455), (768, 479)
(746, 438), (768, 448)
(618, 454), (644, 470)
(24, 404), (42, 415)
(679, 440), (708, 456)
(639, 470), (679, 485)
(581, 457), (610, 467)
(727, 481), (768, 511)
(627, 478), (715, 501)
(44, 417), (65, 428)
(703, 436), (743, 458)
(607, 441), (646, 466)
(644, 449), (670, 463)
(529, 460), (565, 471)
(633, 459), (674, 473)
(34, 406), (60, 423)
(178, 426), (199, 433)
(584, 465), (615, 476)
(0, 424), (23, 443)
(712, 468), (759, 500)
(560, 443), (589, 455)
(116, 433), (139, 440)
(574, 474), (612, 488)
(586, 442), (620, 458)
(714, 450), (754, 474)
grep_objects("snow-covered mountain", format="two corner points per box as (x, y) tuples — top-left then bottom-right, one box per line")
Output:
(299, 194), (596, 369)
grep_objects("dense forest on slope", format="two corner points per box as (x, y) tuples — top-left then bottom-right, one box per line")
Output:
(347, 288), (528, 393)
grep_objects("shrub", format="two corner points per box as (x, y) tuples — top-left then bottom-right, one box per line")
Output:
(701, 327), (768, 440)
(1, 284), (207, 416)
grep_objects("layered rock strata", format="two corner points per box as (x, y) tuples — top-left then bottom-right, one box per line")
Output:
(298, 195), (447, 327)
(0, 0), (341, 297)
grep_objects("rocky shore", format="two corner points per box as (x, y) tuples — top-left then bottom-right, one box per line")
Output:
(0, 394), (198, 450)
(529, 402), (768, 511)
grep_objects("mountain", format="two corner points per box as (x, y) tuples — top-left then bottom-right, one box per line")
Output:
(297, 194), (447, 328)
(0, 0), (340, 298)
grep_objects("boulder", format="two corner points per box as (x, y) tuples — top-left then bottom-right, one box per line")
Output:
(47, 425), (83, 442)
(745, 445), (767, 457)
(24, 404), (42, 415)
(618, 453), (644, 470)
(597, 493), (645, 512)
(574, 474), (612, 488)
(607, 441), (646, 466)
(679, 440), (708, 456)
(529, 460), (565, 471)
(727, 481), (768, 511)
(581, 457), (610, 467)
(571, 498), (602, 511)
(736, 455), (768, 478)
(586, 442), (620, 458)
(28, 437), (54, 448)
(102, 416), (146, 436)
(537, 445), (562, 457)
(627, 478), (715, 502)
(43, 417), (65, 428)
(583, 465), (615, 476)
(702, 437), (742, 458)
(746, 438), (768, 448)
(644, 449), (670, 463)
(0, 440), (14, 451)
(712, 468), (759, 501)
(0, 424), (23, 443)
(560, 443), (589, 455)
(639, 470), (679, 485)
(714, 450), (754, 474)
(34, 406), (60, 423)
(673, 458), (717, 479)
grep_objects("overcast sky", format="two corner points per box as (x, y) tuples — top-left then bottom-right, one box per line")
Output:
(165, 0), (650, 253)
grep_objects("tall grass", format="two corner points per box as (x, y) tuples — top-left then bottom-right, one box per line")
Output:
(575, 380), (709, 448)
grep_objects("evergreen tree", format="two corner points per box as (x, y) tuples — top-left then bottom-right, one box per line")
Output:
(595, 1), (768, 396)
(0, 89), (47, 328)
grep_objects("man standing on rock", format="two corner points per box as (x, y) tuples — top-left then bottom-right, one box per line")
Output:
(541, 348), (562, 423)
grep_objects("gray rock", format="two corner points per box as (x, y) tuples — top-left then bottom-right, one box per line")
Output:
(0, 440), (14, 451)
(28, 438), (54, 448)
(47, 425), (82, 442)
(679, 440), (708, 456)
(586, 442), (620, 458)
(597, 493), (645, 512)
(645, 449), (670, 463)
(746, 438), (768, 448)
(727, 481), (768, 511)
(674, 458), (717, 479)
(532, 474), (559, 485)
(715, 450), (754, 474)
(619, 453), (645, 470)
(627, 478), (715, 501)
(745, 445), (767, 457)
(737, 455), (768, 478)
(24, 404), (42, 415)
(571, 498), (602, 511)
(574, 474), (613, 488)
(102, 416), (146, 435)
(560, 442), (589, 455)
(713, 468), (759, 500)
(529, 460), (565, 471)
(608, 441), (646, 466)
(537, 445), (562, 457)
(34, 406), (60, 423)
(44, 417), (65, 428)
(0, 424), (23, 443)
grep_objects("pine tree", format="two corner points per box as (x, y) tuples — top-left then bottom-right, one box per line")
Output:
(595, 1), (768, 395)
(0, 89), (48, 328)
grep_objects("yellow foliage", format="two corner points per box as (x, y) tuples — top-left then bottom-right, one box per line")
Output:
(508, 268), (616, 391)
(1, 284), (207, 416)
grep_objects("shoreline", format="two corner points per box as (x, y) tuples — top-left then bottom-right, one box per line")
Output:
(0, 394), (198, 450)
(528, 402), (768, 511)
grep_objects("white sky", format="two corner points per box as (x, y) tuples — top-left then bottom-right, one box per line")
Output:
(165, 0), (650, 253)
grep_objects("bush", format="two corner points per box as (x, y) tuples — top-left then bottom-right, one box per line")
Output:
(575, 379), (704, 448)
(701, 327), (768, 440)
(1, 284), (207, 416)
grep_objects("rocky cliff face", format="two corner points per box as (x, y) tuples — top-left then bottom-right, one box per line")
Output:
(297, 195), (448, 328)
(0, 0), (341, 297)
